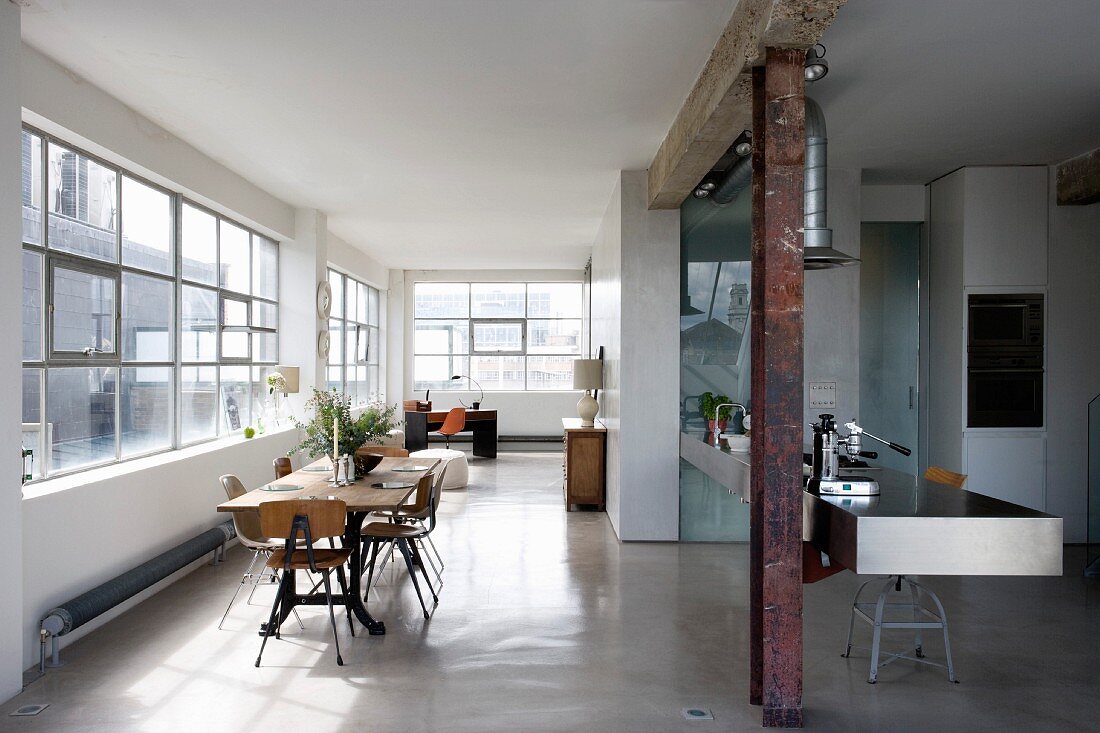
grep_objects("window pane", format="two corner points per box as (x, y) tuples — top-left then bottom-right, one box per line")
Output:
(47, 142), (117, 262)
(22, 369), (43, 480)
(253, 300), (277, 329)
(354, 366), (369, 405)
(527, 355), (578, 390)
(356, 282), (368, 322)
(181, 366), (217, 443)
(22, 130), (43, 245)
(328, 319), (343, 366)
(220, 366), (250, 432)
(219, 220), (250, 293)
(345, 324), (357, 367)
(253, 236), (278, 300)
(121, 366), (172, 458)
(368, 286), (380, 326)
(253, 333), (277, 363)
(181, 203), (217, 284)
(473, 321), (523, 352)
(346, 279), (358, 325)
(471, 283), (525, 318)
(368, 365), (379, 399)
(471, 354), (525, 390)
(220, 298), (249, 359)
(415, 320), (468, 354)
(414, 282), (468, 318)
(527, 319), (582, 355)
(52, 266), (116, 354)
(47, 367), (116, 473)
(251, 365), (277, 428)
(414, 355), (468, 392)
(327, 365), (342, 393)
(222, 297), (248, 326)
(122, 273), (173, 362)
(527, 282), (582, 318)
(23, 250), (42, 361)
(182, 286), (217, 362)
(329, 270), (343, 319)
(121, 176), (172, 275)
(368, 326), (379, 366)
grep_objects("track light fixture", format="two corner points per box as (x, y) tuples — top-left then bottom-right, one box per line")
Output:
(805, 44), (828, 82)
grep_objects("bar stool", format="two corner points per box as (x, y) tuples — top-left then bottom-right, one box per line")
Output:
(842, 466), (966, 684)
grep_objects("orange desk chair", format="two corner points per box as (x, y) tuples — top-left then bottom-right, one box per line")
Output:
(436, 407), (466, 449)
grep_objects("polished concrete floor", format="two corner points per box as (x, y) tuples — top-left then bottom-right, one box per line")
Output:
(3, 452), (1098, 732)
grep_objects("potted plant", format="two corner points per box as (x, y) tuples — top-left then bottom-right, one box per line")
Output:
(289, 389), (402, 476)
(346, 400), (400, 475)
(700, 391), (734, 435)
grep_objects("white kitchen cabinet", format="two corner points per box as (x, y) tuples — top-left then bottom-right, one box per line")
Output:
(962, 167), (1048, 288)
(964, 433), (1046, 511)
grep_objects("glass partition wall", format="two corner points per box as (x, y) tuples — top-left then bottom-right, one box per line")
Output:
(678, 187), (752, 541)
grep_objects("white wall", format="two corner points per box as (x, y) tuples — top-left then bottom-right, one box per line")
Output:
(20, 43), (293, 240)
(1, 1), (27, 702)
(861, 184), (925, 222)
(804, 168), (861, 443)
(20, 429), (300, 670)
(591, 171), (679, 541)
(1046, 166), (1100, 541)
(401, 268), (586, 438)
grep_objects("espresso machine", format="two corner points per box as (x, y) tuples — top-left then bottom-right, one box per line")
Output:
(806, 414), (912, 495)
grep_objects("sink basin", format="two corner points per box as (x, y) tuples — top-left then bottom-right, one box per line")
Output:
(721, 434), (750, 452)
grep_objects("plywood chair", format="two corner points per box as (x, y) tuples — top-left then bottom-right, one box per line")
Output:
(359, 445), (410, 458)
(273, 456), (293, 479)
(256, 499), (354, 667)
(924, 466), (968, 489)
(436, 407), (466, 449)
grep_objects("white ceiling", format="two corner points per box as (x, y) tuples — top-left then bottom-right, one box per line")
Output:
(20, 0), (736, 269)
(816, 0), (1100, 184)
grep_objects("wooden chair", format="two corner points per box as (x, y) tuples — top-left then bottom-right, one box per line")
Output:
(436, 407), (466, 449)
(217, 475), (302, 631)
(273, 456), (293, 479)
(924, 466), (968, 488)
(361, 470), (441, 619)
(372, 460), (447, 586)
(255, 499), (354, 667)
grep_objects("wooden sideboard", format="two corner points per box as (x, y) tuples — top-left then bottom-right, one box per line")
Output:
(562, 418), (606, 511)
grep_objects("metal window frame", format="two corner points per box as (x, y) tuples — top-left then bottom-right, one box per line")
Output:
(20, 123), (281, 483)
(412, 280), (583, 392)
(326, 268), (383, 402)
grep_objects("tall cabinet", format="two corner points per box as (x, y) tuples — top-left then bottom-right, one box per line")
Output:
(927, 166), (1048, 510)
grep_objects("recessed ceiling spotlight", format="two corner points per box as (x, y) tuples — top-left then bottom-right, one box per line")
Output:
(733, 130), (752, 157)
(693, 188), (711, 199)
(699, 182), (716, 191)
(805, 44), (828, 82)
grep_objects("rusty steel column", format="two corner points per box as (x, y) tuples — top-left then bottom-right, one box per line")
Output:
(749, 47), (805, 729)
(748, 62), (767, 710)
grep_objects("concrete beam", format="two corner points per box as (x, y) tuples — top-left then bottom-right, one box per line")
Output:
(1056, 148), (1100, 205)
(647, 0), (846, 210)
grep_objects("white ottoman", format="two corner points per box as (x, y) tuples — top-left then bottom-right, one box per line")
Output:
(379, 429), (405, 447)
(409, 448), (469, 490)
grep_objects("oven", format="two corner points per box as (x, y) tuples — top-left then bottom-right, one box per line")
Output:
(967, 353), (1044, 428)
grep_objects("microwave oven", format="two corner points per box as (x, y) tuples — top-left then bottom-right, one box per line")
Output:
(967, 294), (1043, 350)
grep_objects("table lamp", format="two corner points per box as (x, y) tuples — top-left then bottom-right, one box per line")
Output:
(451, 374), (484, 409)
(572, 359), (603, 427)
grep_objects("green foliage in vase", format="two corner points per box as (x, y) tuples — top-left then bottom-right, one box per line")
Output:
(289, 388), (402, 458)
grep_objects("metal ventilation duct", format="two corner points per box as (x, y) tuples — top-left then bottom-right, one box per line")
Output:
(803, 97), (858, 269)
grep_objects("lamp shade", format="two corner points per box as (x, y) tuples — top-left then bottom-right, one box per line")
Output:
(572, 359), (603, 390)
(274, 365), (300, 393)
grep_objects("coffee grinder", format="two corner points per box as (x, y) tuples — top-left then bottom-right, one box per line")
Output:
(807, 414), (912, 496)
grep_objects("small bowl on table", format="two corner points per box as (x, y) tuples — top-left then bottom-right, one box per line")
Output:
(354, 451), (384, 476)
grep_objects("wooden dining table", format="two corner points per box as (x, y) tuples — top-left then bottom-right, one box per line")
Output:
(217, 456), (434, 636)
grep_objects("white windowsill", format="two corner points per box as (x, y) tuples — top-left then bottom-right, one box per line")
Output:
(21, 424), (299, 500)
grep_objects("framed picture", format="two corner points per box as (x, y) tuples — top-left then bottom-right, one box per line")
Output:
(221, 386), (242, 432)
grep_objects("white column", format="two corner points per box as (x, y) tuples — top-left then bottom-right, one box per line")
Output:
(386, 269), (405, 403)
(1, 0), (27, 702)
(280, 209), (328, 415)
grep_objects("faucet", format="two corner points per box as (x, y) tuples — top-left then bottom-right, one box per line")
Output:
(713, 403), (747, 446)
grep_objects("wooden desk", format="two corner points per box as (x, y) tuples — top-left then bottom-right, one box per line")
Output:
(218, 456), (431, 635)
(404, 409), (498, 458)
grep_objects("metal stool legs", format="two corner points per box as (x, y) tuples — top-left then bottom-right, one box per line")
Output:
(843, 575), (958, 684)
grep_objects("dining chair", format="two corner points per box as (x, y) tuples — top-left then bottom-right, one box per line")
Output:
(363, 446), (410, 458)
(841, 467), (966, 683)
(255, 498), (355, 667)
(273, 456), (293, 479)
(361, 470), (440, 619)
(372, 460), (448, 587)
(436, 407), (466, 449)
(218, 474), (302, 631)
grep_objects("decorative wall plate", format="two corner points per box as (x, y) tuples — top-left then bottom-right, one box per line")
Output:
(317, 280), (333, 318)
(317, 330), (330, 358)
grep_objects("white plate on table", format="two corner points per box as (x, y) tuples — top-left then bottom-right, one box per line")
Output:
(262, 484), (304, 492)
(392, 465), (432, 472)
(301, 465), (332, 472)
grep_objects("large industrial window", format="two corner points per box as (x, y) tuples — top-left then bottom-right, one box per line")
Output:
(413, 282), (582, 391)
(326, 268), (382, 405)
(20, 125), (280, 481)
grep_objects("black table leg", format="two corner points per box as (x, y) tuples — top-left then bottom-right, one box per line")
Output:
(472, 421), (497, 458)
